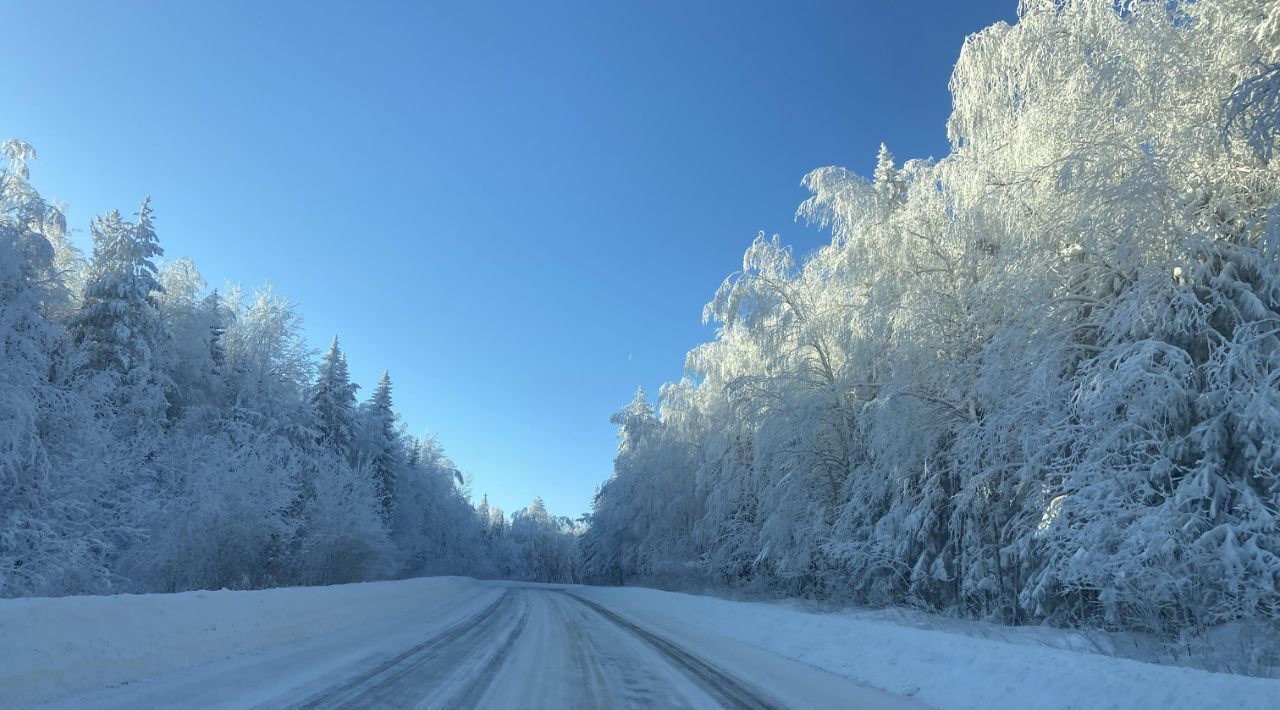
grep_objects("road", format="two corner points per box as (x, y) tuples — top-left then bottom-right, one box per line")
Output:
(45, 584), (922, 709)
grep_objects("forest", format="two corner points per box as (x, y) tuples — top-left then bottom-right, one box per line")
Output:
(3, 0), (1279, 645)
(0, 147), (580, 596)
(582, 0), (1280, 638)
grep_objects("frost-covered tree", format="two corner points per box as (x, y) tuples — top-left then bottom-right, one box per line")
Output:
(311, 336), (358, 456)
(73, 201), (166, 376)
(0, 140), (519, 597)
(71, 199), (170, 458)
(156, 260), (224, 420)
(391, 436), (477, 576)
(355, 370), (402, 520)
(123, 425), (300, 592)
(220, 286), (312, 429)
(295, 456), (394, 586)
(583, 388), (700, 586)
(510, 497), (581, 583)
(0, 141), (101, 596)
(585, 0), (1280, 639)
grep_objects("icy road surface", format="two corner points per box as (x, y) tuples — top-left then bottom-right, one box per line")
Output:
(42, 583), (920, 709)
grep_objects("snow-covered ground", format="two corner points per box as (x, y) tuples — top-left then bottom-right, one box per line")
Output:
(575, 586), (1280, 710)
(0, 576), (483, 707)
(2, 577), (1276, 709)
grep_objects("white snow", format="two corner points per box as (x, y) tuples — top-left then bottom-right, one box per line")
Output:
(0, 576), (485, 707)
(5, 577), (1278, 709)
(575, 585), (1280, 710)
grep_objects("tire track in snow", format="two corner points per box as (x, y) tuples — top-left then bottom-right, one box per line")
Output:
(289, 589), (524, 709)
(441, 595), (531, 709)
(554, 594), (614, 706)
(564, 593), (784, 710)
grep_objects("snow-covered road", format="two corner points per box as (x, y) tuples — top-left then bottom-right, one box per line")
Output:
(34, 583), (918, 709)
(14, 576), (1275, 709)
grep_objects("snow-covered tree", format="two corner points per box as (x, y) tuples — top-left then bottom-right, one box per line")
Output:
(0, 141), (510, 596)
(355, 370), (402, 520)
(0, 141), (99, 596)
(73, 201), (166, 376)
(510, 497), (581, 583)
(310, 336), (358, 456)
(584, 0), (1280, 638)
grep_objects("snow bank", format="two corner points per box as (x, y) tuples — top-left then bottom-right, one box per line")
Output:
(577, 586), (1280, 710)
(0, 576), (480, 707)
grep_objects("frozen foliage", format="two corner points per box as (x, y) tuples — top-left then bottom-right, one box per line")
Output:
(507, 497), (584, 583)
(0, 146), (577, 597)
(584, 0), (1280, 644)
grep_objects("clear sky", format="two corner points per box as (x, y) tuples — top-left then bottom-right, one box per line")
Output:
(4, 0), (1016, 518)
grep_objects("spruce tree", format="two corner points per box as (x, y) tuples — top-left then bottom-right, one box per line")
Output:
(73, 201), (165, 375)
(357, 369), (402, 520)
(310, 336), (358, 455)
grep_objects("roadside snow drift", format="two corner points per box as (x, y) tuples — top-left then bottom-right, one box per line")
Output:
(576, 586), (1280, 710)
(0, 576), (480, 707)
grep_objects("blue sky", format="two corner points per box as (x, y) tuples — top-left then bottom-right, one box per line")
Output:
(4, 0), (1015, 518)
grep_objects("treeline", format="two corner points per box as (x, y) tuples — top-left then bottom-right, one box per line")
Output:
(583, 0), (1280, 636)
(0, 144), (580, 597)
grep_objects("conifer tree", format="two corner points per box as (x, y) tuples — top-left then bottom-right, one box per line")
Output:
(73, 201), (165, 376)
(357, 369), (402, 519)
(310, 336), (358, 455)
